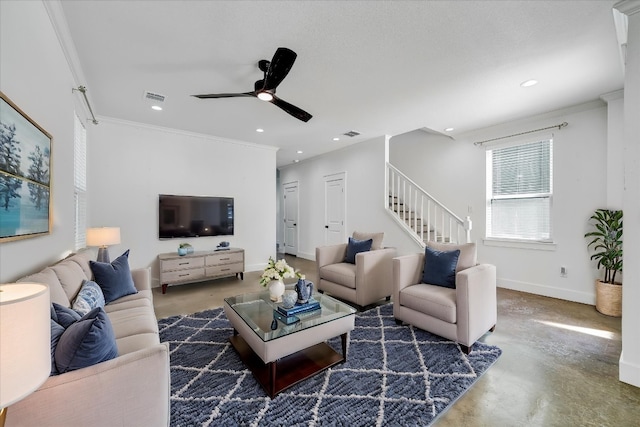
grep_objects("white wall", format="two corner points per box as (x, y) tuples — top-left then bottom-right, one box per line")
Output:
(278, 136), (419, 261)
(390, 104), (610, 305)
(87, 118), (278, 286)
(618, 0), (640, 389)
(0, 1), (83, 282)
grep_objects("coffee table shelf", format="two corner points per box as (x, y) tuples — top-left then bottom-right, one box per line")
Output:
(229, 333), (346, 398)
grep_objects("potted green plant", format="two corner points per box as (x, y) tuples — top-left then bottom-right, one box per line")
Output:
(584, 208), (623, 317)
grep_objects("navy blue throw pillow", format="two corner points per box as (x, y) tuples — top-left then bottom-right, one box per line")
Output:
(422, 246), (461, 288)
(90, 250), (137, 304)
(52, 302), (82, 328)
(55, 307), (118, 374)
(345, 237), (373, 264)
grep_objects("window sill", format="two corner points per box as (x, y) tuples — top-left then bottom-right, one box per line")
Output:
(483, 238), (557, 251)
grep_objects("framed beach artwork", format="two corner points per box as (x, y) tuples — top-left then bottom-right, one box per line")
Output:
(0, 91), (52, 242)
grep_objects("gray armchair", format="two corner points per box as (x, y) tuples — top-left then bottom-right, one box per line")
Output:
(393, 242), (496, 353)
(316, 232), (396, 309)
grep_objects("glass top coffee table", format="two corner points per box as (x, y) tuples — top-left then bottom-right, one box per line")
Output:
(223, 288), (356, 398)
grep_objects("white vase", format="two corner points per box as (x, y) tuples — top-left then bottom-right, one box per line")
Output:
(268, 280), (285, 302)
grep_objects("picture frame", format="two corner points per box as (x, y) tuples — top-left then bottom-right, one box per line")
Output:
(0, 91), (52, 242)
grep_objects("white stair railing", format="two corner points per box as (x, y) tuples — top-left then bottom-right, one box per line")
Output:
(386, 162), (471, 247)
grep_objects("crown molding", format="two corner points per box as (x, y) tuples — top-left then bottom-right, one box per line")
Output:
(97, 116), (279, 152)
(615, 0), (640, 16)
(600, 90), (625, 103)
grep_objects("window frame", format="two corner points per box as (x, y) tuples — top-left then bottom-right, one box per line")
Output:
(485, 137), (554, 245)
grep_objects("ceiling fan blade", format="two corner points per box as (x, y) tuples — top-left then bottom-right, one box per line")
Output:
(192, 92), (255, 99)
(263, 47), (297, 91)
(270, 95), (312, 122)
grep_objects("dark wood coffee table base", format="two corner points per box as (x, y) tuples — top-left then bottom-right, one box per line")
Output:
(229, 332), (348, 398)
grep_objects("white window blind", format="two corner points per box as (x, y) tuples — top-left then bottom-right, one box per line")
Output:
(74, 114), (87, 250)
(487, 139), (553, 241)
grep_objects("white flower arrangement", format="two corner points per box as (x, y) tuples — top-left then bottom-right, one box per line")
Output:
(260, 257), (301, 286)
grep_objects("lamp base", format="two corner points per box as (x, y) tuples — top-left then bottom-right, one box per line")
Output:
(96, 247), (111, 263)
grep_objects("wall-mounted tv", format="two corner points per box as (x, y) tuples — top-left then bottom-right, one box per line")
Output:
(159, 194), (234, 239)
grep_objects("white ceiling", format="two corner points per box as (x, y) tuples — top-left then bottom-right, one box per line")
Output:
(59, 0), (624, 166)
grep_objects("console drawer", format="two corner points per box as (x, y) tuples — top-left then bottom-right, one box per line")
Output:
(206, 251), (243, 266)
(161, 257), (205, 271)
(162, 268), (205, 283)
(206, 263), (242, 277)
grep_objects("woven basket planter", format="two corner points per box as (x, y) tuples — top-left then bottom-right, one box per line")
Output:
(595, 280), (622, 317)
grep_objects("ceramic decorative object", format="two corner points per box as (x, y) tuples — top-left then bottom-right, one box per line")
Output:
(178, 243), (193, 256)
(268, 280), (285, 302)
(177, 247), (188, 256)
(282, 290), (298, 309)
(296, 279), (314, 304)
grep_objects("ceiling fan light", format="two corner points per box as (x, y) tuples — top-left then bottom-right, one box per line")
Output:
(257, 91), (273, 102)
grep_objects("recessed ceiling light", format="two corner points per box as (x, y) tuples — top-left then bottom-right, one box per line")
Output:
(332, 137), (340, 141)
(444, 127), (454, 132)
(297, 150), (303, 154)
(256, 128), (264, 133)
(294, 159), (300, 163)
(151, 105), (162, 111)
(520, 79), (538, 87)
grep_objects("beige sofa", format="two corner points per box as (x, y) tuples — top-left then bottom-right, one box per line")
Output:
(6, 250), (170, 427)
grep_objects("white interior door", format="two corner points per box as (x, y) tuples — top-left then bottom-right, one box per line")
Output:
(283, 182), (299, 255)
(324, 173), (346, 245)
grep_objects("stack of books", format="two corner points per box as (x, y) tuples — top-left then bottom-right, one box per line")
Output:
(273, 298), (321, 325)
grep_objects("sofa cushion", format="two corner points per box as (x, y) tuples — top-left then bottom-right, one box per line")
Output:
(65, 250), (95, 279)
(18, 267), (70, 307)
(427, 242), (477, 274)
(422, 246), (460, 289)
(400, 284), (457, 323)
(320, 263), (357, 289)
(90, 250), (138, 304)
(345, 237), (373, 264)
(116, 333), (160, 356)
(72, 280), (106, 316)
(50, 260), (89, 303)
(106, 306), (160, 338)
(103, 294), (152, 313)
(352, 231), (384, 251)
(55, 307), (118, 374)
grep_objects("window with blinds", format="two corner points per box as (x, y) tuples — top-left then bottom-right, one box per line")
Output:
(74, 114), (87, 250)
(486, 139), (553, 242)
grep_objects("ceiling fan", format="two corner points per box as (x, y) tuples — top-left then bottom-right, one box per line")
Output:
(192, 47), (312, 122)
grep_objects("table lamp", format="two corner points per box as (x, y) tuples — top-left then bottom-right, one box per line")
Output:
(86, 227), (121, 263)
(0, 283), (50, 427)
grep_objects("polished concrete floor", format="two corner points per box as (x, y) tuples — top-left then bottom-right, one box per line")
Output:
(153, 255), (640, 426)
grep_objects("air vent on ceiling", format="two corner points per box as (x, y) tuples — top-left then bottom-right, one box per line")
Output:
(143, 91), (166, 103)
(343, 130), (360, 137)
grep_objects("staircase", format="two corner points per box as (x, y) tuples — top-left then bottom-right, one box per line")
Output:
(386, 162), (471, 247)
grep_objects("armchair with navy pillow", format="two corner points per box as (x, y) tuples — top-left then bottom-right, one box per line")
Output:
(393, 241), (497, 353)
(316, 231), (396, 309)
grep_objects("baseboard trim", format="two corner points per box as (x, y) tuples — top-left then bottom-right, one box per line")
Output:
(498, 278), (595, 305)
(297, 252), (315, 261)
(619, 352), (640, 387)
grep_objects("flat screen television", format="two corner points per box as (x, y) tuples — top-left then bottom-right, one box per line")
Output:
(158, 194), (234, 239)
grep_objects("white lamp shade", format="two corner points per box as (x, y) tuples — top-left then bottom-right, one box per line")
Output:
(86, 227), (121, 247)
(0, 283), (51, 408)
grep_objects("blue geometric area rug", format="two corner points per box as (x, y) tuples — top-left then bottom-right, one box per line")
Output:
(159, 304), (501, 426)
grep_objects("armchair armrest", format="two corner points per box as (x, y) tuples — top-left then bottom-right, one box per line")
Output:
(131, 267), (151, 292)
(354, 247), (397, 306)
(392, 253), (424, 293)
(316, 243), (348, 268)
(456, 264), (497, 347)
